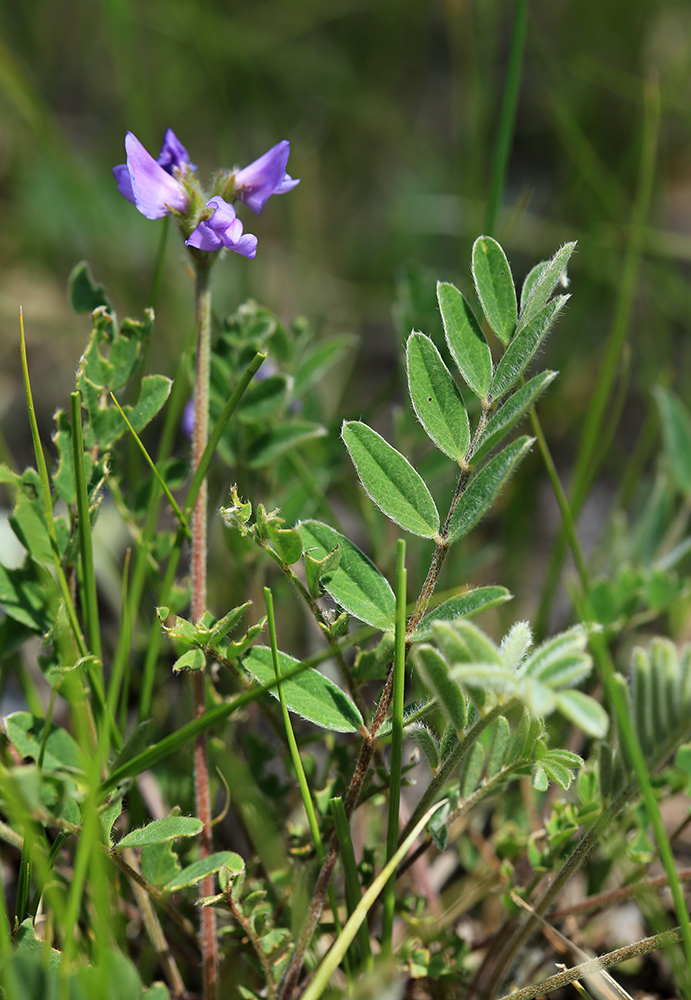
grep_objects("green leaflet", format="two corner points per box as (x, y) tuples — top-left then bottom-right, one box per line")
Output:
(341, 421), (440, 538)
(471, 236), (517, 345)
(244, 646), (363, 733)
(80, 374), (172, 451)
(410, 723), (440, 773)
(413, 645), (467, 735)
(518, 241), (576, 332)
(412, 586), (512, 640)
(406, 332), (470, 461)
(165, 851), (244, 892)
(69, 260), (112, 315)
(554, 690), (609, 738)
(141, 841), (181, 887)
(654, 386), (691, 497)
(437, 281), (492, 400)
(487, 716), (511, 778)
(446, 436), (534, 543)
(490, 296), (568, 402)
(4, 713), (85, 773)
(473, 371), (557, 463)
(298, 519), (395, 629)
(115, 816), (203, 850)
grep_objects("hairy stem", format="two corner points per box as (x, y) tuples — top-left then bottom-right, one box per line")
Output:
(191, 260), (217, 1000)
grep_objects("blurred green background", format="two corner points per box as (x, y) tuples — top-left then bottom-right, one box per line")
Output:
(1, 0), (691, 619)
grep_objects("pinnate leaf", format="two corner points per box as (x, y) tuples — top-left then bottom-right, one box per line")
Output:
(471, 237), (517, 345)
(298, 520), (395, 629)
(437, 281), (492, 399)
(342, 421), (439, 538)
(446, 436), (534, 543)
(406, 331), (470, 461)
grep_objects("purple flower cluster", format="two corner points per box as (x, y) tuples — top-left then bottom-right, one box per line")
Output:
(113, 130), (299, 258)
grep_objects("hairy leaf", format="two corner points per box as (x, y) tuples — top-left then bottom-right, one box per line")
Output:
(116, 816), (203, 850)
(518, 241), (576, 331)
(437, 281), (492, 399)
(413, 644), (467, 734)
(471, 236), (517, 345)
(244, 646), (363, 733)
(446, 436), (534, 543)
(165, 851), (244, 892)
(406, 331), (470, 461)
(298, 520), (395, 630)
(654, 386), (691, 497)
(490, 297), (568, 401)
(473, 371), (557, 463)
(342, 421), (439, 537)
(412, 586), (512, 640)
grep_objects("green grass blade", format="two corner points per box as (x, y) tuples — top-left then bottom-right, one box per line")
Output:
(70, 392), (102, 662)
(109, 390), (190, 539)
(300, 801), (446, 1000)
(330, 796), (373, 970)
(381, 539), (406, 956)
(19, 309), (87, 659)
(484, 0), (528, 237)
(264, 587), (324, 858)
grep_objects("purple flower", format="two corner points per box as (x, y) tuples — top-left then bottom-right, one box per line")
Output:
(234, 140), (300, 215)
(186, 197), (258, 257)
(113, 130), (192, 220)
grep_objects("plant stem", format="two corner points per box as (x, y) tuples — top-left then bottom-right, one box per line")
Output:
(190, 259), (217, 1000)
(494, 927), (683, 1000)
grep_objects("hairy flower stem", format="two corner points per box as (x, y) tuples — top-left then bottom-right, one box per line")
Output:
(191, 260), (217, 1000)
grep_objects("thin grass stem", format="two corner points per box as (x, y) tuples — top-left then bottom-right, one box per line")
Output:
(381, 538), (406, 956)
(70, 391), (103, 664)
(484, 0), (528, 236)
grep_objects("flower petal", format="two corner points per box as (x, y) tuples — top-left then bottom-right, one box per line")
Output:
(185, 221), (223, 251)
(276, 173), (300, 195)
(206, 196), (237, 231)
(235, 140), (293, 215)
(125, 131), (189, 220)
(157, 129), (195, 174)
(113, 164), (135, 203)
(230, 233), (258, 259)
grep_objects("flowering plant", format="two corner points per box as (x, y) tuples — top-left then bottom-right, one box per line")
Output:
(113, 129), (299, 256)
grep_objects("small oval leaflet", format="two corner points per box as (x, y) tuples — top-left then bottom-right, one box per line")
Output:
(165, 851), (245, 893)
(115, 815), (203, 851)
(244, 646), (363, 733)
(412, 586), (512, 641)
(406, 331), (470, 462)
(471, 236), (517, 346)
(437, 281), (492, 399)
(298, 519), (395, 630)
(446, 436), (534, 544)
(342, 420), (440, 538)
